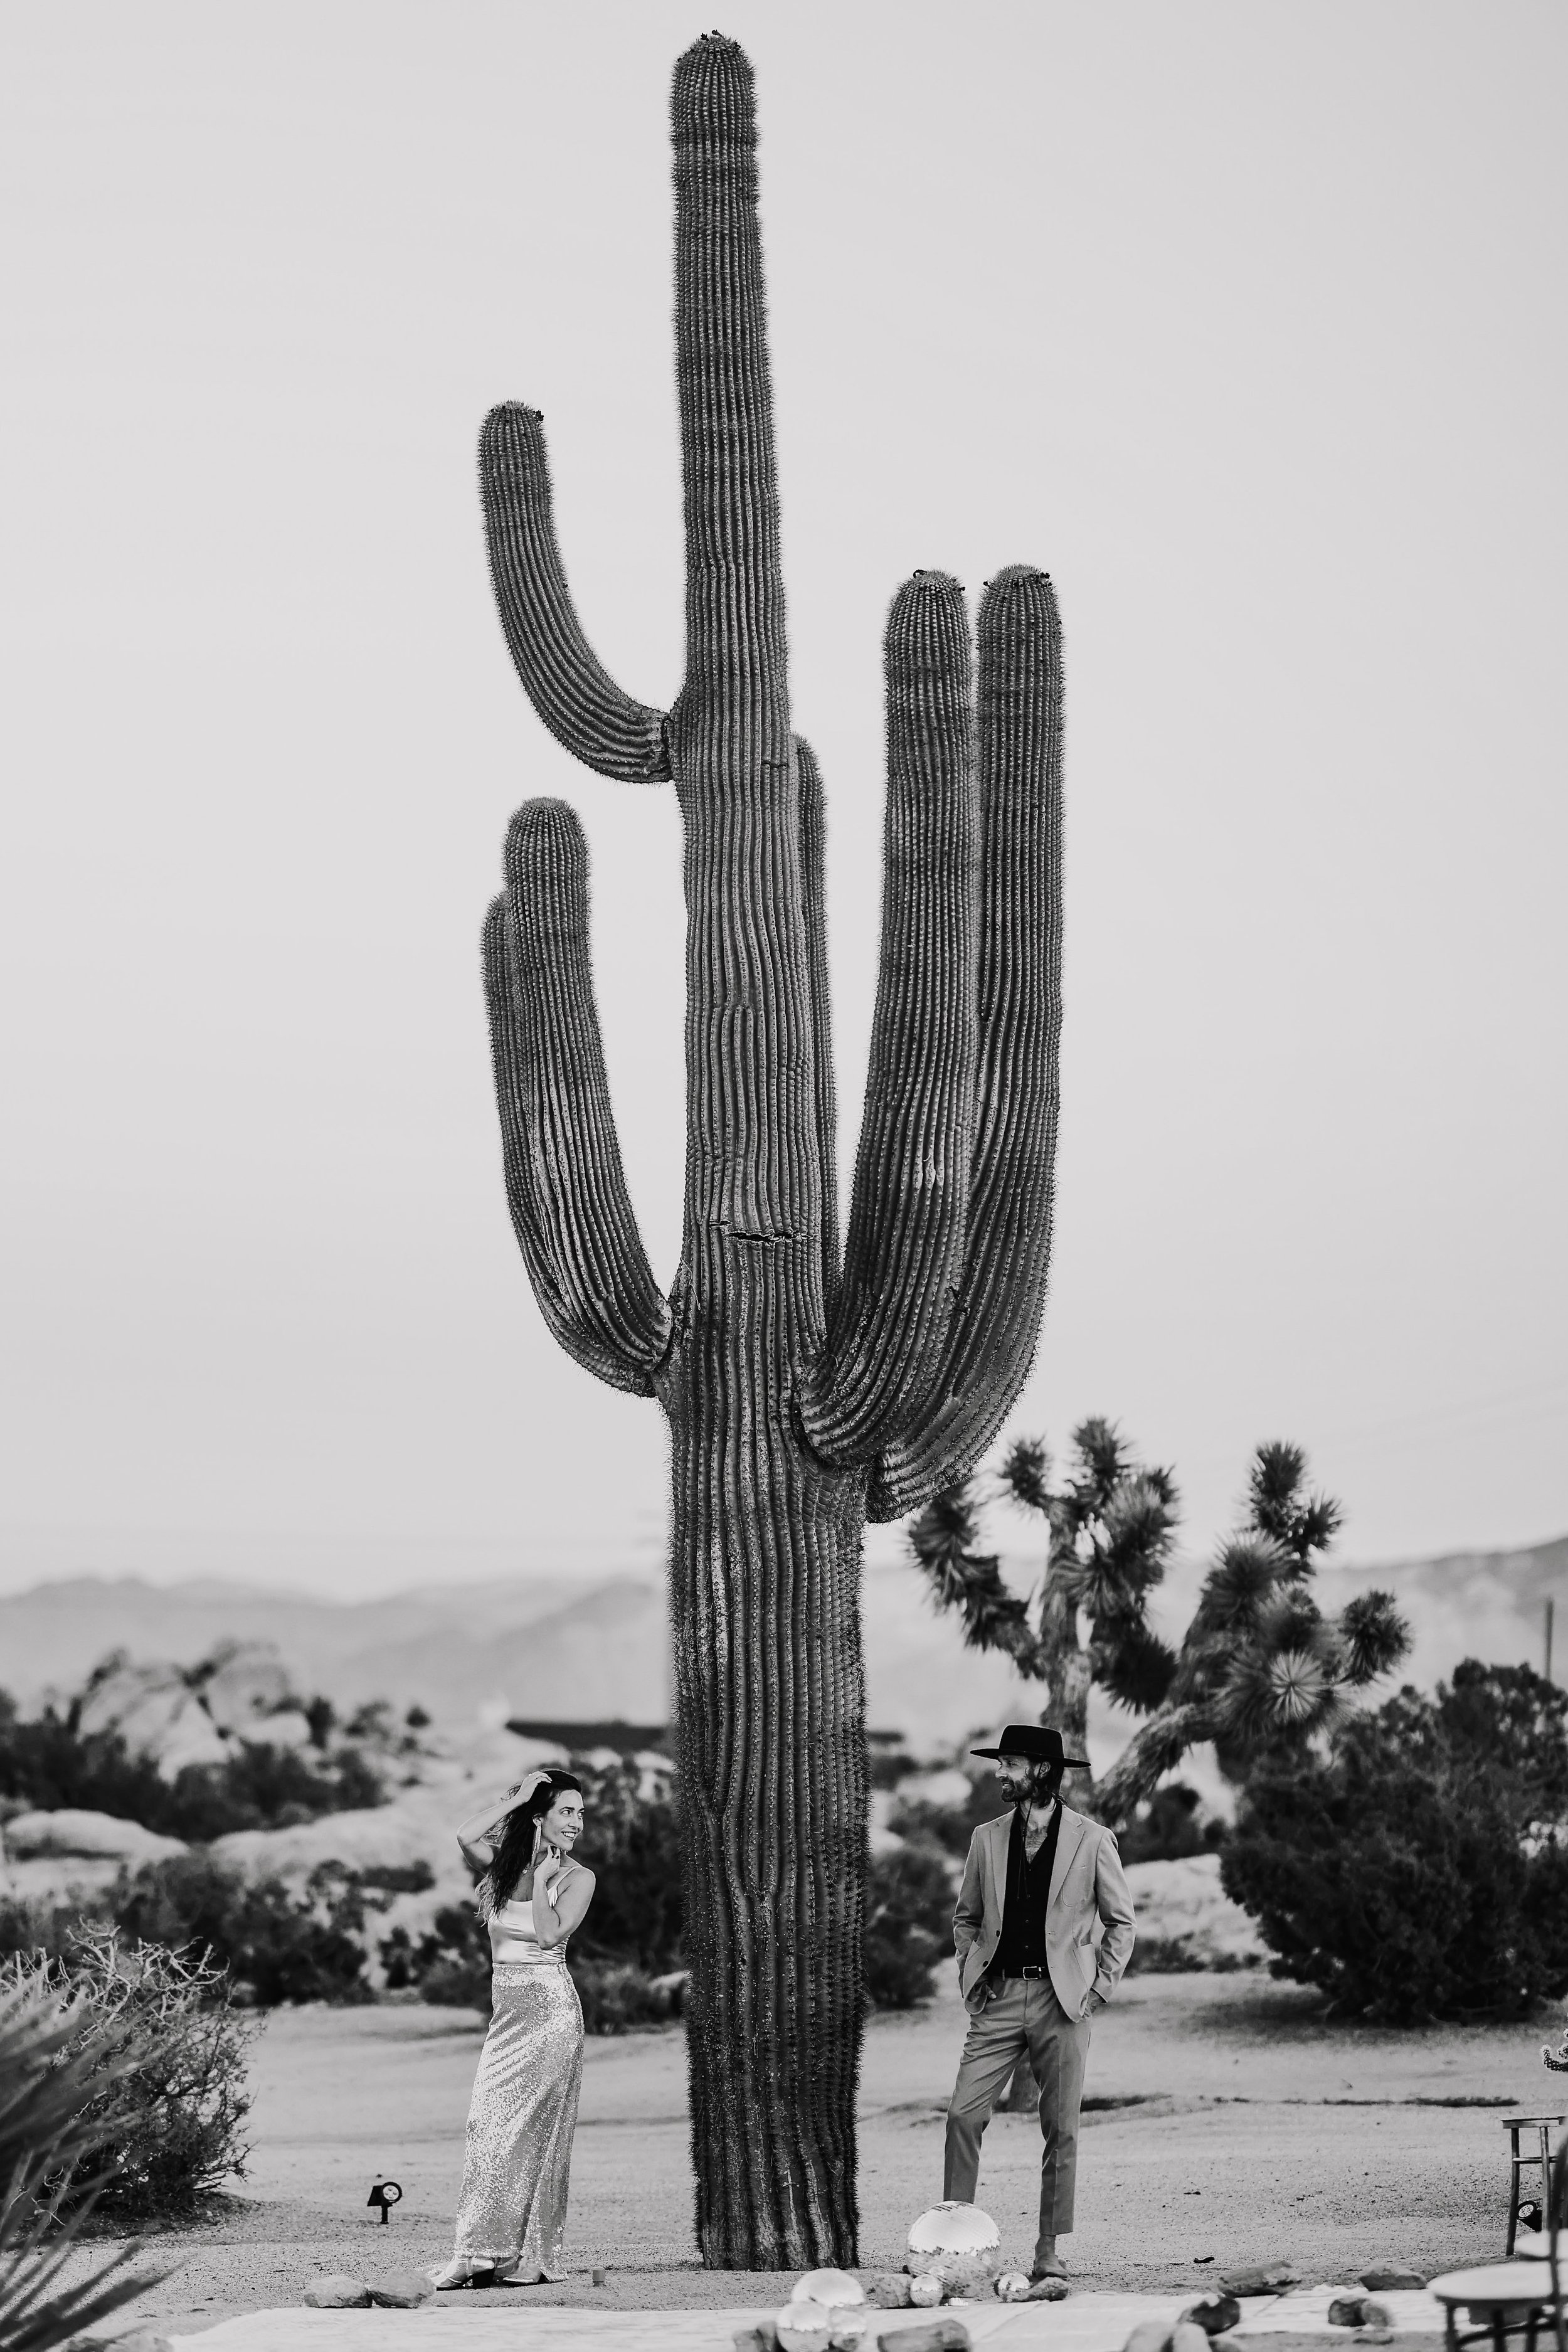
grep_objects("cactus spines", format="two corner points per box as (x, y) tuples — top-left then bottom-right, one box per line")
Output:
(477, 34), (1064, 2269)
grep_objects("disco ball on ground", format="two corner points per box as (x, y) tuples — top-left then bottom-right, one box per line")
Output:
(904, 2201), (1004, 2296)
(776, 2301), (834, 2352)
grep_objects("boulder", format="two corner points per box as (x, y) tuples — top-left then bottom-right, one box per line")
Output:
(200, 1644), (297, 1732)
(1026, 2276), (1070, 2302)
(366, 2269), (437, 2308)
(76, 1662), (230, 1778)
(210, 1786), (458, 1886)
(1220, 2265), (1301, 2297)
(302, 2275), (372, 2309)
(734, 2329), (780, 2352)
(866, 2275), (913, 2309)
(1329, 2297), (1368, 2328)
(2, 1809), (187, 1863)
(244, 1708), (315, 1751)
(1360, 2303), (1394, 2331)
(1123, 1855), (1266, 1969)
(0, 1854), (124, 1902)
(1359, 2269), (1426, 2292)
(877, 2323), (969, 2352)
(1181, 2295), (1241, 2335)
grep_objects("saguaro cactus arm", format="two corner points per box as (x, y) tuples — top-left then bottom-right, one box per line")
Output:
(481, 800), (672, 1396)
(670, 36), (789, 761)
(869, 566), (1064, 1520)
(480, 405), (671, 784)
(800, 573), (977, 1465)
(796, 736), (840, 1315)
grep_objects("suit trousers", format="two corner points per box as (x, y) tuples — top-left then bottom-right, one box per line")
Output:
(944, 1976), (1091, 2261)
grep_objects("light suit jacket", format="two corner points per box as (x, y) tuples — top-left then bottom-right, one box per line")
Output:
(953, 1803), (1136, 2017)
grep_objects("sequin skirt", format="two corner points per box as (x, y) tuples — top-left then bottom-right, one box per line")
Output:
(451, 1961), (584, 2277)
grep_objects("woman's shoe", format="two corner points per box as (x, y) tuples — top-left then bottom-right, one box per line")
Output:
(494, 2268), (547, 2287)
(430, 2257), (499, 2291)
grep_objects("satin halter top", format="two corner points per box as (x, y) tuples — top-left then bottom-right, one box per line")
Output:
(487, 1868), (581, 1966)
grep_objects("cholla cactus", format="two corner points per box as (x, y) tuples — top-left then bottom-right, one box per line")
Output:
(911, 1434), (1408, 1822)
(477, 37), (1064, 2265)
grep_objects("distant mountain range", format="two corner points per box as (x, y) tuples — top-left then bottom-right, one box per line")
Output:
(1, 1532), (1563, 1755)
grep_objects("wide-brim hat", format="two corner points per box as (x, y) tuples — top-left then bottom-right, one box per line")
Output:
(970, 1723), (1089, 1769)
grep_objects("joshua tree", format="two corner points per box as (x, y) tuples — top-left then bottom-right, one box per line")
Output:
(912, 1434), (1409, 1822)
(476, 38), (1064, 2267)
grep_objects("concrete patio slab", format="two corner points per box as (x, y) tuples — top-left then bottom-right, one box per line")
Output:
(92, 2284), (1464, 2352)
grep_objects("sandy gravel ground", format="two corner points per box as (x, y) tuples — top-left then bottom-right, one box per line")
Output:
(56, 1973), (1561, 2336)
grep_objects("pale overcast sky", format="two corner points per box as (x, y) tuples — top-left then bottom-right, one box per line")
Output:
(1, 1), (1563, 1601)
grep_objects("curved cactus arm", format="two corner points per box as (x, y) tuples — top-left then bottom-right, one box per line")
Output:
(482, 799), (672, 1395)
(798, 573), (977, 1466)
(867, 565), (1064, 1520)
(480, 405), (671, 784)
(1093, 1700), (1211, 1826)
(797, 736), (840, 1317)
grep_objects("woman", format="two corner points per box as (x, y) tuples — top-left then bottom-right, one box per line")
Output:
(432, 1767), (596, 2289)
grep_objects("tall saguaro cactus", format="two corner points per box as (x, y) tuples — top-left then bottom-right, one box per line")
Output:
(478, 34), (1063, 2269)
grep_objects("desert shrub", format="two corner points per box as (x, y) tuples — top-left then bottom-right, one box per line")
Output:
(2, 1929), (255, 2225)
(887, 1769), (1002, 1862)
(863, 1841), (953, 2009)
(1124, 1934), (1253, 1975)
(571, 1958), (685, 2034)
(110, 1853), (371, 2006)
(0, 1974), (157, 2351)
(1, 1890), (112, 1968)
(396, 1906), (684, 2032)
(1118, 1782), (1225, 1865)
(867, 1736), (916, 1791)
(0, 1693), (170, 1829)
(0, 1681), (386, 1843)
(1223, 1662), (1568, 2021)
(403, 1904), (492, 2011)
(566, 1757), (684, 1971)
(155, 1744), (384, 1841)
(358, 1860), (435, 1895)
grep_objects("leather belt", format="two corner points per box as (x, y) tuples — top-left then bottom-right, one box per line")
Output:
(1002, 1966), (1047, 1978)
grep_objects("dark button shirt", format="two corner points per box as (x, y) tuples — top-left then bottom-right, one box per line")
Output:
(994, 1799), (1062, 1975)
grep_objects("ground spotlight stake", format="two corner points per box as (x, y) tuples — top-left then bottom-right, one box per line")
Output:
(367, 2178), (403, 2225)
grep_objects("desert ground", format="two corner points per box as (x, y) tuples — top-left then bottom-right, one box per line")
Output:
(63, 1970), (1555, 2337)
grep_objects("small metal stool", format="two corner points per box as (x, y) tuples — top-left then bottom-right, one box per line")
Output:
(1428, 2260), (1557, 2352)
(1505, 2116), (1568, 2256)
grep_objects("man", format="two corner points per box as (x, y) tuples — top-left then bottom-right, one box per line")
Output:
(945, 1724), (1136, 2282)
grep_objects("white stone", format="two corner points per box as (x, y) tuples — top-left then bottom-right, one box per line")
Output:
(1123, 1855), (1265, 1967)
(2, 1809), (188, 1863)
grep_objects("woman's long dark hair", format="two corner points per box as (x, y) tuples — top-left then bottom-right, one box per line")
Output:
(480, 1769), (583, 1915)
